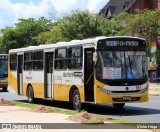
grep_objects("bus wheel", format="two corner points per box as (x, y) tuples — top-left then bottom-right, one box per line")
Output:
(27, 86), (34, 103)
(2, 87), (7, 92)
(72, 89), (82, 111)
(113, 103), (125, 109)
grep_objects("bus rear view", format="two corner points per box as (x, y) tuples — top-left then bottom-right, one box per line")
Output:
(95, 37), (148, 109)
(0, 54), (8, 91)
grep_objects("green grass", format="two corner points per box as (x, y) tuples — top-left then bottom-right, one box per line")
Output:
(13, 101), (141, 128)
(14, 101), (78, 115)
(83, 114), (137, 126)
(14, 102), (38, 109)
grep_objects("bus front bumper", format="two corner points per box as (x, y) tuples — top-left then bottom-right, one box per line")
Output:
(0, 82), (8, 88)
(95, 90), (149, 104)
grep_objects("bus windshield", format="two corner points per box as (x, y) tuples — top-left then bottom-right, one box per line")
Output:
(0, 56), (8, 77)
(96, 51), (147, 80)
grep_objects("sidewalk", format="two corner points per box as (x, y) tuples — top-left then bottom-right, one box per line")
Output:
(149, 83), (160, 96)
(0, 106), (152, 132)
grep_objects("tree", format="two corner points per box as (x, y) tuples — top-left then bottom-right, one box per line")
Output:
(1, 27), (18, 53)
(0, 17), (53, 53)
(36, 10), (115, 43)
(110, 9), (160, 55)
(58, 10), (112, 40)
(131, 9), (160, 56)
(110, 12), (134, 36)
(130, 9), (160, 47)
(35, 21), (69, 44)
(0, 36), (5, 53)
(15, 17), (53, 47)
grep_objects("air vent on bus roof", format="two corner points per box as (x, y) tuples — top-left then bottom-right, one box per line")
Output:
(95, 36), (106, 39)
(56, 42), (66, 44)
(82, 36), (106, 40)
(28, 46), (36, 48)
(71, 40), (81, 42)
(39, 44), (45, 46)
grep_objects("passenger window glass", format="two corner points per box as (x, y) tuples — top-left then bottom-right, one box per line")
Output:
(55, 48), (67, 69)
(24, 52), (33, 70)
(68, 47), (82, 69)
(56, 49), (67, 59)
(33, 51), (43, 70)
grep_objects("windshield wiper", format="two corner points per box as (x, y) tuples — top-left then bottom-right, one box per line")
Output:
(142, 57), (146, 77)
(112, 51), (122, 67)
(128, 56), (133, 72)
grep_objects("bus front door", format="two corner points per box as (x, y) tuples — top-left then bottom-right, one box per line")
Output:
(17, 55), (23, 95)
(84, 48), (94, 102)
(44, 52), (54, 98)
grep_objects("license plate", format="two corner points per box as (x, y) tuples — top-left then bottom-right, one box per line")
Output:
(123, 96), (131, 100)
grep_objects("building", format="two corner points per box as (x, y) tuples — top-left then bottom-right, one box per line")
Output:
(99, 0), (160, 18)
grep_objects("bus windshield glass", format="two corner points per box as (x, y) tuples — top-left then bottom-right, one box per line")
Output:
(0, 55), (8, 77)
(96, 51), (147, 80)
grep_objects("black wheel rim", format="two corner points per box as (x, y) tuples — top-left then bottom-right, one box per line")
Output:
(28, 89), (32, 102)
(73, 93), (81, 110)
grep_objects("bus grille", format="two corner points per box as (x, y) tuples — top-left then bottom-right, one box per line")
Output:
(111, 90), (140, 94)
(112, 97), (141, 102)
(107, 81), (145, 86)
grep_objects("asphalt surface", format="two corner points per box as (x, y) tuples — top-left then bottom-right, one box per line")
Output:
(83, 96), (160, 123)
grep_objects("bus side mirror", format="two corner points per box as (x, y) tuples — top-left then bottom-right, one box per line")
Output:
(93, 52), (97, 62)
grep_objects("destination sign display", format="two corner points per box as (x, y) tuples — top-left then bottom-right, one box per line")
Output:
(105, 41), (139, 47)
(0, 55), (8, 60)
(97, 38), (146, 50)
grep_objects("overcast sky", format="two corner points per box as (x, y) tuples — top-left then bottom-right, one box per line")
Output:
(0, 0), (109, 29)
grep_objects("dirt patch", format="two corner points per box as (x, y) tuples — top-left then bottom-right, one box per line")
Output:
(68, 111), (92, 122)
(30, 106), (53, 113)
(68, 111), (105, 124)
(0, 99), (14, 106)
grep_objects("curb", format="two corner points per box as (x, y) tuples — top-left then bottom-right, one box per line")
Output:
(149, 84), (160, 96)
(149, 89), (160, 96)
(149, 93), (160, 96)
(149, 88), (160, 91)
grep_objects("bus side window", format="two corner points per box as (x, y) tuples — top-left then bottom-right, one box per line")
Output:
(33, 51), (43, 70)
(24, 52), (33, 70)
(68, 46), (82, 69)
(55, 48), (67, 70)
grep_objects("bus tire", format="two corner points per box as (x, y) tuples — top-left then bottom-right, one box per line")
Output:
(72, 89), (82, 111)
(27, 86), (34, 103)
(113, 103), (125, 109)
(2, 87), (7, 92)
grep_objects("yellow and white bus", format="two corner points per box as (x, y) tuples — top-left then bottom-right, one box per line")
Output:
(8, 36), (148, 110)
(0, 54), (8, 91)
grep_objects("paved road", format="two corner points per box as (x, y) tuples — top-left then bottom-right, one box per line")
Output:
(0, 88), (27, 101)
(1, 88), (160, 123)
(83, 96), (160, 123)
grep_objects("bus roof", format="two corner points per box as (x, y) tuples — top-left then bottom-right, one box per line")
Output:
(9, 36), (146, 53)
(0, 54), (8, 56)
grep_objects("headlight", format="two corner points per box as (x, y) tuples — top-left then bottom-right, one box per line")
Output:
(97, 86), (111, 94)
(140, 86), (148, 94)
